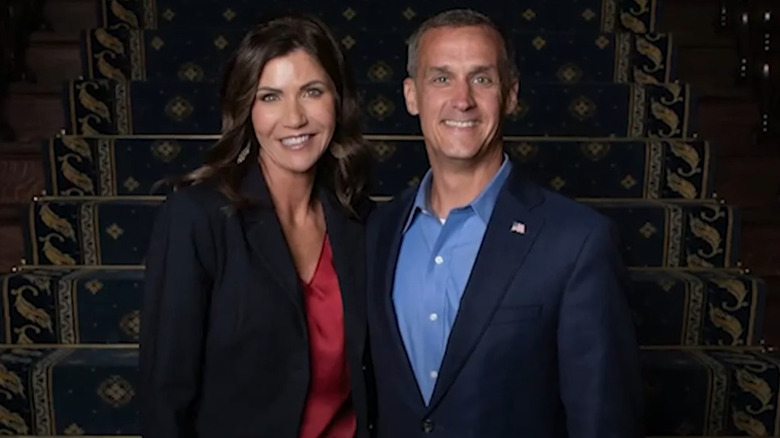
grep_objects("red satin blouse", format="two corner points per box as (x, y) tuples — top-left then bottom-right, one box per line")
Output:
(297, 235), (356, 438)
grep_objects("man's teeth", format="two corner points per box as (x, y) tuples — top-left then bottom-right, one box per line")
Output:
(281, 135), (311, 146)
(444, 120), (478, 128)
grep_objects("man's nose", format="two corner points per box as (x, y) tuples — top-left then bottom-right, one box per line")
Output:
(451, 80), (476, 111)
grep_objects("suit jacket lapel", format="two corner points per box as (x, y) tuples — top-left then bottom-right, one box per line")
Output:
(239, 164), (304, 317)
(428, 170), (546, 409)
(374, 190), (427, 406)
(320, 190), (365, 363)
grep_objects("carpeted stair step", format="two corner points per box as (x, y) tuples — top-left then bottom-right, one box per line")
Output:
(642, 348), (780, 436)
(0, 347), (138, 436)
(21, 198), (738, 268)
(0, 347), (778, 436)
(42, 136), (716, 200)
(1, 268), (143, 345)
(63, 79), (695, 137)
(96, 0), (661, 34)
(79, 28), (677, 85)
(0, 267), (766, 347)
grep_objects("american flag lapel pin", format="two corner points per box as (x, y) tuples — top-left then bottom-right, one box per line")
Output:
(510, 221), (526, 234)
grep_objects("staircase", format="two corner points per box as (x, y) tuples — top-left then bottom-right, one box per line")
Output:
(1, 0), (779, 436)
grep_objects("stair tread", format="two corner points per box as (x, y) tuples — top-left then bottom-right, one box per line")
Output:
(0, 266), (767, 347)
(0, 346), (776, 436)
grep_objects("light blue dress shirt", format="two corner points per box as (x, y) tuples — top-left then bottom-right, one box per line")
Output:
(392, 155), (513, 404)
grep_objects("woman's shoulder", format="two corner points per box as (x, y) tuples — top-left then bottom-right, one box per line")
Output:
(159, 180), (233, 223)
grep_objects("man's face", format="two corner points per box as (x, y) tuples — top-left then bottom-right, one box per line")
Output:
(403, 25), (518, 167)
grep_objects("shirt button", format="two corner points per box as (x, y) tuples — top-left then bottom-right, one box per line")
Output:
(434, 255), (444, 264)
(430, 370), (438, 379)
(429, 313), (438, 321)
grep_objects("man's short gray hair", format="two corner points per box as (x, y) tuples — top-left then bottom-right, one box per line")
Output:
(405, 9), (519, 84)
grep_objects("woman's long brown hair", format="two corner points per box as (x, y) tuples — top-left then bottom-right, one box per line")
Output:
(178, 14), (370, 216)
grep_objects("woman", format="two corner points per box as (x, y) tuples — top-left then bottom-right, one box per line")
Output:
(139, 14), (374, 438)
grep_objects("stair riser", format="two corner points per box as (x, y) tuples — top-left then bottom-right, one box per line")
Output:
(695, 98), (762, 157)
(0, 225), (24, 273)
(714, 156), (780, 207)
(677, 47), (738, 86)
(741, 225), (780, 276)
(0, 157), (44, 205)
(761, 276), (780, 346)
(2, 93), (64, 143)
(44, 0), (99, 37)
(657, 0), (727, 37)
(25, 42), (83, 85)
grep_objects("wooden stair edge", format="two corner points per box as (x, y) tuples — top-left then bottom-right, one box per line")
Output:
(673, 33), (737, 49)
(0, 203), (26, 224)
(29, 31), (81, 44)
(0, 141), (44, 156)
(741, 204), (780, 224)
(7, 82), (64, 94)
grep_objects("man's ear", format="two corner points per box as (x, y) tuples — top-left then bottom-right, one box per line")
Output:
(403, 77), (419, 116)
(504, 78), (520, 115)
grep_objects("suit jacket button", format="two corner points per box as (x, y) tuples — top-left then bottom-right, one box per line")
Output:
(421, 419), (434, 433)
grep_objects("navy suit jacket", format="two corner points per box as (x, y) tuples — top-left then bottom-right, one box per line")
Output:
(139, 164), (374, 438)
(366, 166), (644, 438)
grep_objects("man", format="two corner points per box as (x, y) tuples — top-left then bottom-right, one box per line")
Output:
(365, 9), (644, 438)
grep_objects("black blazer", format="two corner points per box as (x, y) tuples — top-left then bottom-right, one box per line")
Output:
(139, 164), (374, 438)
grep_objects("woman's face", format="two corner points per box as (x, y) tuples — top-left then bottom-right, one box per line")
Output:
(251, 49), (337, 178)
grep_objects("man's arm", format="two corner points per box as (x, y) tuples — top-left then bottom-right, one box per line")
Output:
(557, 219), (644, 438)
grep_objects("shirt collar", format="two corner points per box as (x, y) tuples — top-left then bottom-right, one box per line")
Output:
(402, 154), (513, 233)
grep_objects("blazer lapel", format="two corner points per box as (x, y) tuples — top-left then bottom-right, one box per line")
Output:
(374, 191), (427, 406)
(239, 164), (303, 317)
(320, 191), (365, 361)
(428, 170), (546, 409)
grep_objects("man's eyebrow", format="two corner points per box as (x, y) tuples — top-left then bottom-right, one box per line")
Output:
(469, 65), (497, 75)
(423, 65), (498, 76)
(424, 66), (453, 76)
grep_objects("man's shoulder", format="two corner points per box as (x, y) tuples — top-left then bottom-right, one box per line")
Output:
(523, 182), (613, 237)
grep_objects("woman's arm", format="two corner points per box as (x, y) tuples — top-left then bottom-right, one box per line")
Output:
(139, 190), (215, 438)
